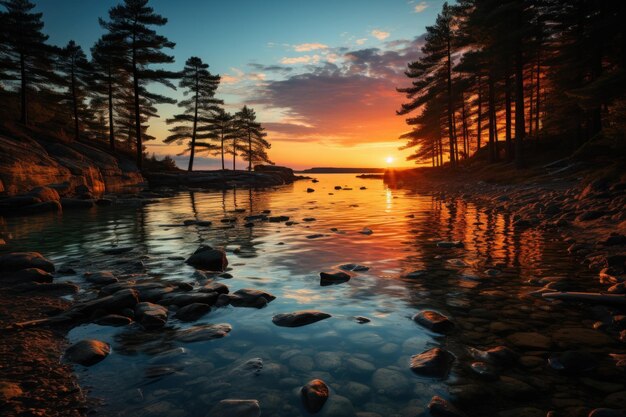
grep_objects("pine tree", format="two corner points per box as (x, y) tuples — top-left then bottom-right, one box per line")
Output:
(0, 0), (53, 125)
(100, 0), (177, 170)
(57, 40), (93, 141)
(204, 109), (236, 170)
(234, 106), (272, 171)
(164, 56), (222, 171)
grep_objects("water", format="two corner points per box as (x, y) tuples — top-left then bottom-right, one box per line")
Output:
(0, 174), (617, 416)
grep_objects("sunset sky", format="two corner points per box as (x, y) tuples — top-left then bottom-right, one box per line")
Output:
(37, 0), (444, 170)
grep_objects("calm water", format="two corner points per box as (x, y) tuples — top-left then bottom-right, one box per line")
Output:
(0, 174), (613, 416)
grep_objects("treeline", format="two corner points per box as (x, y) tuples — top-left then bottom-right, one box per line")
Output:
(0, 0), (272, 171)
(398, 0), (626, 168)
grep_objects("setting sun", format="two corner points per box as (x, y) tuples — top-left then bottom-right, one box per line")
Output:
(385, 156), (394, 165)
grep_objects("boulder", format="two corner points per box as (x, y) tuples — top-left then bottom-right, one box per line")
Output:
(84, 271), (118, 285)
(412, 310), (454, 333)
(428, 396), (467, 417)
(94, 314), (132, 327)
(506, 332), (552, 350)
(64, 339), (110, 366)
(175, 323), (232, 343)
(135, 302), (168, 329)
(410, 347), (455, 378)
(186, 246), (228, 271)
(200, 281), (229, 294)
(272, 310), (331, 327)
(175, 303), (211, 321)
(159, 292), (219, 307)
(436, 241), (464, 248)
(70, 288), (139, 316)
(371, 368), (410, 398)
(207, 399), (261, 417)
(0, 252), (55, 273)
(228, 288), (276, 308)
(339, 264), (369, 272)
(301, 379), (329, 413)
(320, 271), (351, 286)
(4, 268), (53, 283)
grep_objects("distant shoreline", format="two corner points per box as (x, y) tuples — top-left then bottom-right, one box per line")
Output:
(296, 167), (405, 174)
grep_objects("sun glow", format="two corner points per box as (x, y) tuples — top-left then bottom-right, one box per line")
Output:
(385, 156), (394, 165)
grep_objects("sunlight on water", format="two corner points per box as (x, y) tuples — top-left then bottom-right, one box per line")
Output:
(0, 174), (597, 416)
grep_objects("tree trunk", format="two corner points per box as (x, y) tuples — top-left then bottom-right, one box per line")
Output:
(248, 131), (252, 171)
(71, 65), (79, 141)
(20, 53), (27, 126)
(488, 73), (497, 163)
(188, 71), (199, 172)
(535, 52), (540, 139)
(446, 35), (456, 168)
(232, 139), (236, 170)
(132, 31), (142, 170)
(477, 77), (482, 153)
(108, 66), (115, 151)
(221, 131), (225, 170)
(514, 28), (525, 169)
(505, 63), (513, 161)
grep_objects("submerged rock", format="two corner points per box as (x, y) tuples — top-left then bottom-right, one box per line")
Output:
(371, 368), (409, 398)
(339, 264), (369, 272)
(0, 252), (55, 273)
(548, 351), (598, 374)
(227, 288), (276, 308)
(207, 399), (261, 417)
(176, 323), (232, 342)
(185, 246), (228, 271)
(506, 332), (552, 350)
(84, 271), (118, 285)
(410, 347), (455, 378)
(320, 271), (351, 286)
(428, 396), (467, 417)
(436, 241), (464, 248)
(268, 215), (290, 222)
(174, 303), (211, 321)
(272, 310), (331, 327)
(135, 302), (168, 329)
(412, 310), (454, 333)
(301, 379), (329, 413)
(64, 339), (110, 366)
(5, 267), (53, 283)
(359, 227), (373, 235)
(470, 362), (498, 380)
(94, 314), (132, 327)
(70, 288), (139, 316)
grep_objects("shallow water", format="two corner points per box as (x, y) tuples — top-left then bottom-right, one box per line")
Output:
(1, 174), (620, 416)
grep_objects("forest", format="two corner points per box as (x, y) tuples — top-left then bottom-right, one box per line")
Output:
(398, 0), (626, 169)
(0, 0), (272, 172)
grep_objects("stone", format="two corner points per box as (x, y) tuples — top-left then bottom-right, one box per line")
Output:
(70, 288), (139, 316)
(412, 310), (454, 333)
(507, 332), (552, 350)
(346, 357), (376, 374)
(552, 327), (614, 348)
(185, 246), (228, 271)
(410, 348), (455, 378)
(496, 376), (535, 399)
(174, 303), (211, 321)
(159, 292), (218, 307)
(604, 392), (626, 409)
(4, 268), (53, 283)
(84, 271), (118, 285)
(301, 379), (329, 413)
(268, 215), (290, 222)
(207, 399), (261, 417)
(496, 408), (544, 417)
(307, 188), (315, 193)
(428, 396), (467, 417)
(272, 310), (331, 327)
(359, 227), (373, 235)
(548, 351), (598, 373)
(354, 316), (370, 324)
(0, 252), (55, 273)
(316, 352), (342, 370)
(175, 323), (232, 342)
(371, 368), (409, 398)
(470, 362), (498, 380)
(0, 381), (23, 401)
(135, 302), (168, 329)
(339, 264), (369, 272)
(94, 314), (132, 327)
(320, 271), (351, 286)
(319, 394), (354, 417)
(589, 409), (626, 417)
(436, 241), (464, 248)
(228, 288), (276, 308)
(64, 339), (110, 366)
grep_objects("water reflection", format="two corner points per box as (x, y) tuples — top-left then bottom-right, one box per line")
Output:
(0, 174), (607, 416)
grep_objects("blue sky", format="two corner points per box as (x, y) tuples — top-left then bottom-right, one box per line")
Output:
(34, 0), (445, 169)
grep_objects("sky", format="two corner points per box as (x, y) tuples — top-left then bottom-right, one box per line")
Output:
(35, 0), (445, 170)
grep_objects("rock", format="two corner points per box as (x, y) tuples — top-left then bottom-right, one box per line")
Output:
(320, 271), (351, 286)
(344, 381), (371, 402)
(268, 215), (290, 222)
(307, 234), (325, 239)
(207, 399), (261, 417)
(0, 252), (55, 272)
(4, 268), (53, 283)
(102, 246), (134, 255)
(409, 347), (455, 378)
(404, 270), (427, 278)
(589, 409), (626, 417)
(135, 302), (168, 329)
(272, 310), (331, 327)
(84, 271), (118, 285)
(496, 376), (535, 399)
(497, 407), (544, 417)
(303, 217), (317, 222)
(186, 246), (228, 271)
(436, 241), (464, 248)
(94, 314), (132, 327)
(159, 292), (218, 307)
(307, 188), (315, 193)
(175, 323), (232, 342)
(482, 346), (518, 365)
(64, 339), (110, 366)
(412, 310), (454, 333)
(0, 381), (23, 401)
(228, 288), (276, 308)
(302, 379), (329, 413)
(548, 351), (598, 373)
(70, 288), (139, 316)
(354, 316), (370, 324)
(200, 281), (229, 294)
(339, 264), (369, 272)
(470, 362), (498, 380)
(428, 396), (467, 417)
(506, 332), (552, 350)
(552, 327), (614, 348)
(61, 198), (95, 209)
(174, 303), (211, 321)
(316, 352), (342, 370)
(359, 227), (373, 235)
(604, 391), (626, 409)
(346, 357), (376, 374)
(319, 394), (355, 417)
(335, 186), (342, 190)
(608, 283), (626, 294)
(371, 368), (409, 398)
